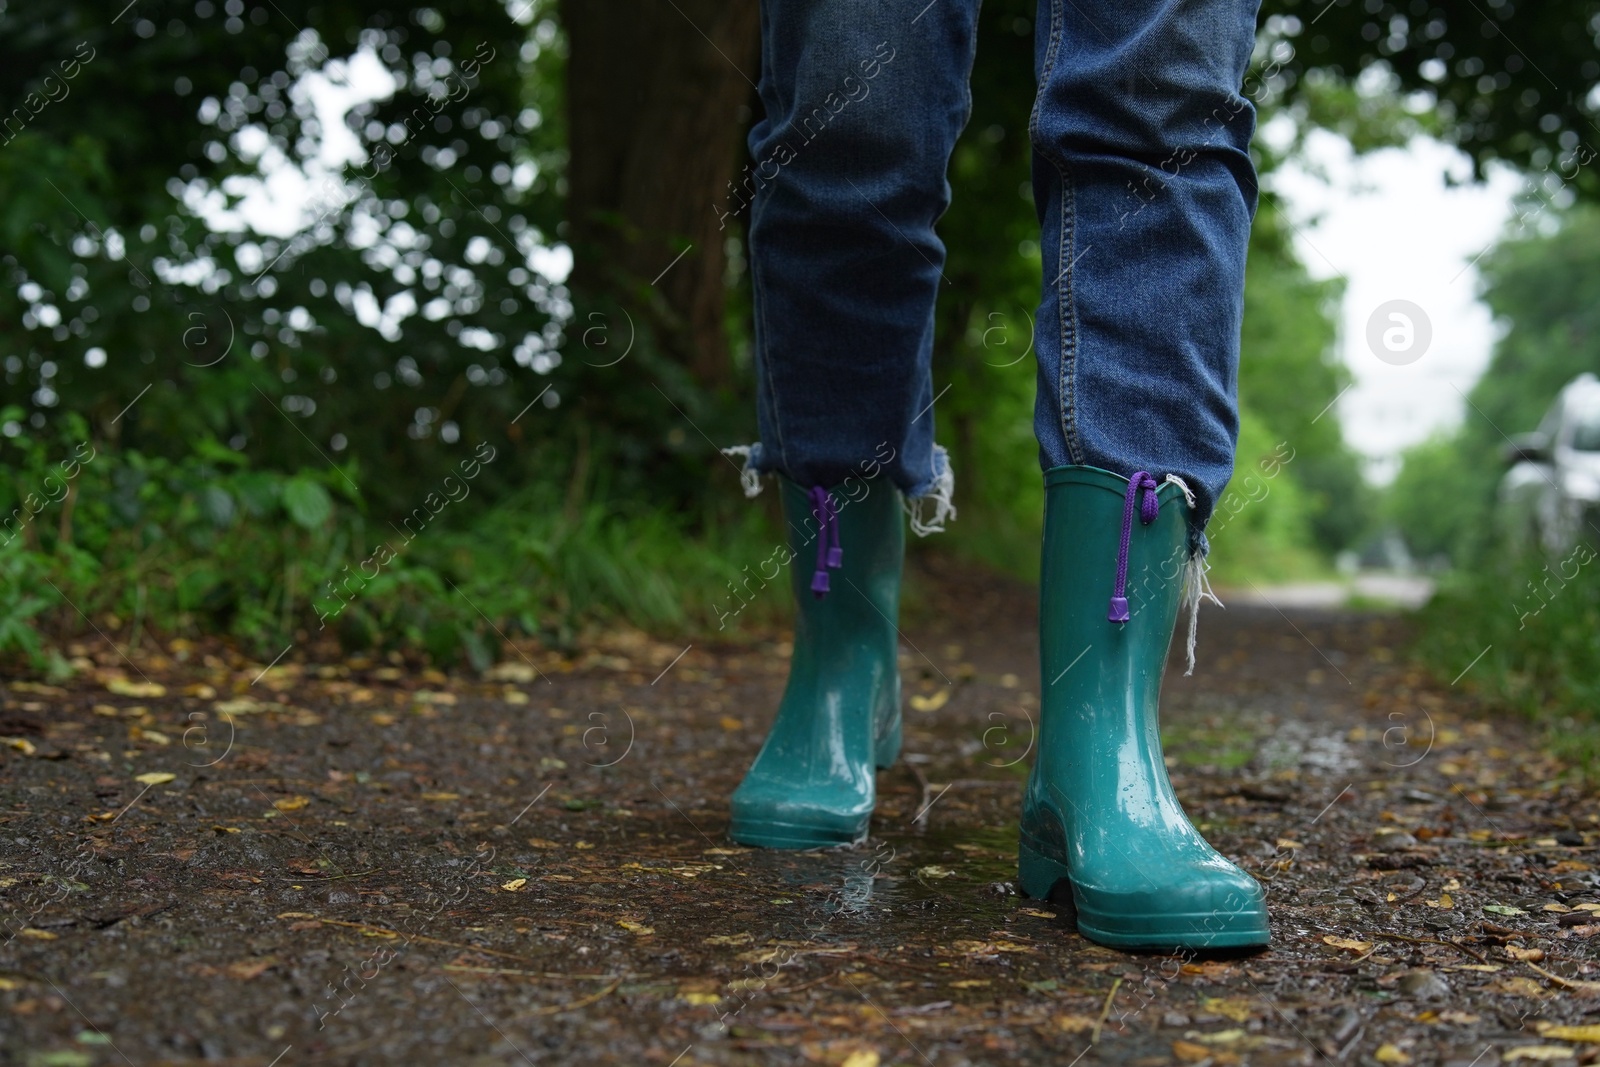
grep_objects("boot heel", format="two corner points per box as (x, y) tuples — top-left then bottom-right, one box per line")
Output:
(1018, 840), (1072, 902)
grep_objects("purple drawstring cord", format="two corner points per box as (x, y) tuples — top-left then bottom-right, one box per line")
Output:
(1108, 471), (1160, 622)
(808, 485), (843, 596)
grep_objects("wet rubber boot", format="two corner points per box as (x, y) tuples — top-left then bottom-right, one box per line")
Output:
(729, 477), (904, 849)
(1018, 466), (1269, 950)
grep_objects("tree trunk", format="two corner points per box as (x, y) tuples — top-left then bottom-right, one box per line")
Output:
(561, 0), (760, 390)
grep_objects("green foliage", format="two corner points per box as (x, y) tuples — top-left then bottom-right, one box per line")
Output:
(0, 422), (787, 667)
(1257, 0), (1600, 193)
(1412, 551), (1600, 770)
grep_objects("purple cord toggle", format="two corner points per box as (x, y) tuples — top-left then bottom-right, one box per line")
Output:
(1108, 471), (1160, 622)
(808, 485), (843, 596)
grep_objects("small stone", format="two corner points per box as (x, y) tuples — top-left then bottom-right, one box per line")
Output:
(1396, 969), (1450, 999)
(1162, 1011), (1191, 1027)
(1374, 831), (1419, 852)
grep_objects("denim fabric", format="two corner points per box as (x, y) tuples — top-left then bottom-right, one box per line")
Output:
(738, 0), (1260, 529)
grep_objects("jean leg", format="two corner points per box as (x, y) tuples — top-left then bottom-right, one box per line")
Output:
(739, 0), (980, 508)
(1029, 0), (1261, 530)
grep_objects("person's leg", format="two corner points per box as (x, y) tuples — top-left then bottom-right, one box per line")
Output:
(732, 0), (980, 516)
(1030, 0), (1259, 525)
(726, 0), (980, 849)
(1020, 0), (1271, 948)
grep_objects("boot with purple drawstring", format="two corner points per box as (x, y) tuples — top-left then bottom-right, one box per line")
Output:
(729, 476), (904, 848)
(1018, 466), (1270, 950)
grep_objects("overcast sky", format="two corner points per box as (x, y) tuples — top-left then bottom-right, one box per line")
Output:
(1266, 125), (1526, 484)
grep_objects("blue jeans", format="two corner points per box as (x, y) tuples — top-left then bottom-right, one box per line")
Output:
(731, 0), (1260, 534)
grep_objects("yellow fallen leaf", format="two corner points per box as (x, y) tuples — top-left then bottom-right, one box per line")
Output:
(276, 912), (317, 920)
(1019, 908), (1057, 919)
(107, 679), (166, 697)
(213, 825), (242, 833)
(703, 933), (753, 946)
(4, 738), (37, 756)
(1323, 935), (1373, 953)
(370, 713), (397, 726)
(718, 716), (743, 731)
(1202, 996), (1255, 1023)
(420, 792), (460, 801)
(617, 920), (654, 935)
(1504, 1048), (1579, 1062)
(1537, 1024), (1600, 1043)
(501, 878), (527, 892)
(19, 929), (58, 941)
(840, 1053), (879, 1067)
(949, 979), (990, 988)
(680, 991), (722, 1006)
(1492, 977), (1556, 998)
(273, 796), (310, 812)
(1374, 1044), (1411, 1065)
(1171, 1041), (1220, 1064)
(1056, 1014), (1099, 1034)
(1190, 1029), (1246, 1046)
(0, 977), (21, 991)
(910, 689), (950, 712)
(1275, 839), (1303, 849)
(135, 772), (176, 786)
(917, 865), (956, 880)
(1507, 946), (1546, 962)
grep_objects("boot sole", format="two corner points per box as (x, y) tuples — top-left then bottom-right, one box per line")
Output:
(729, 816), (870, 850)
(1019, 842), (1271, 951)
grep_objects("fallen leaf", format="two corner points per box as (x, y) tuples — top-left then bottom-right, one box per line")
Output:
(1189, 1029), (1247, 1046)
(273, 796), (310, 812)
(134, 771), (175, 786)
(420, 792), (460, 801)
(916, 865), (956, 880)
(1486, 904), (1529, 916)
(839, 1052), (880, 1067)
(1537, 1024), (1600, 1043)
(107, 679), (166, 697)
(718, 716), (743, 731)
(680, 991), (722, 1006)
(18, 929), (58, 941)
(4, 738), (37, 756)
(224, 958), (277, 980)
(909, 690), (950, 712)
(1055, 1014), (1099, 1034)
(1508, 946), (1547, 962)
(617, 920), (654, 935)
(1202, 997), (1256, 1023)
(1503, 1048), (1579, 1062)
(1374, 1044), (1412, 1065)
(1171, 1041), (1216, 1064)
(703, 933), (754, 946)
(501, 878), (527, 892)
(1491, 977), (1556, 998)
(1323, 935), (1374, 953)
(948, 979), (990, 988)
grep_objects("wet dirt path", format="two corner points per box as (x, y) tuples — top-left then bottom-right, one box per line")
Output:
(3, 558), (1598, 1066)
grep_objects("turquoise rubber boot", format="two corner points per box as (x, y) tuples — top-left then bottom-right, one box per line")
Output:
(729, 477), (904, 849)
(1018, 466), (1269, 950)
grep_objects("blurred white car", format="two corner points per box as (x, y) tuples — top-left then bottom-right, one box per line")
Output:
(1500, 373), (1600, 554)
